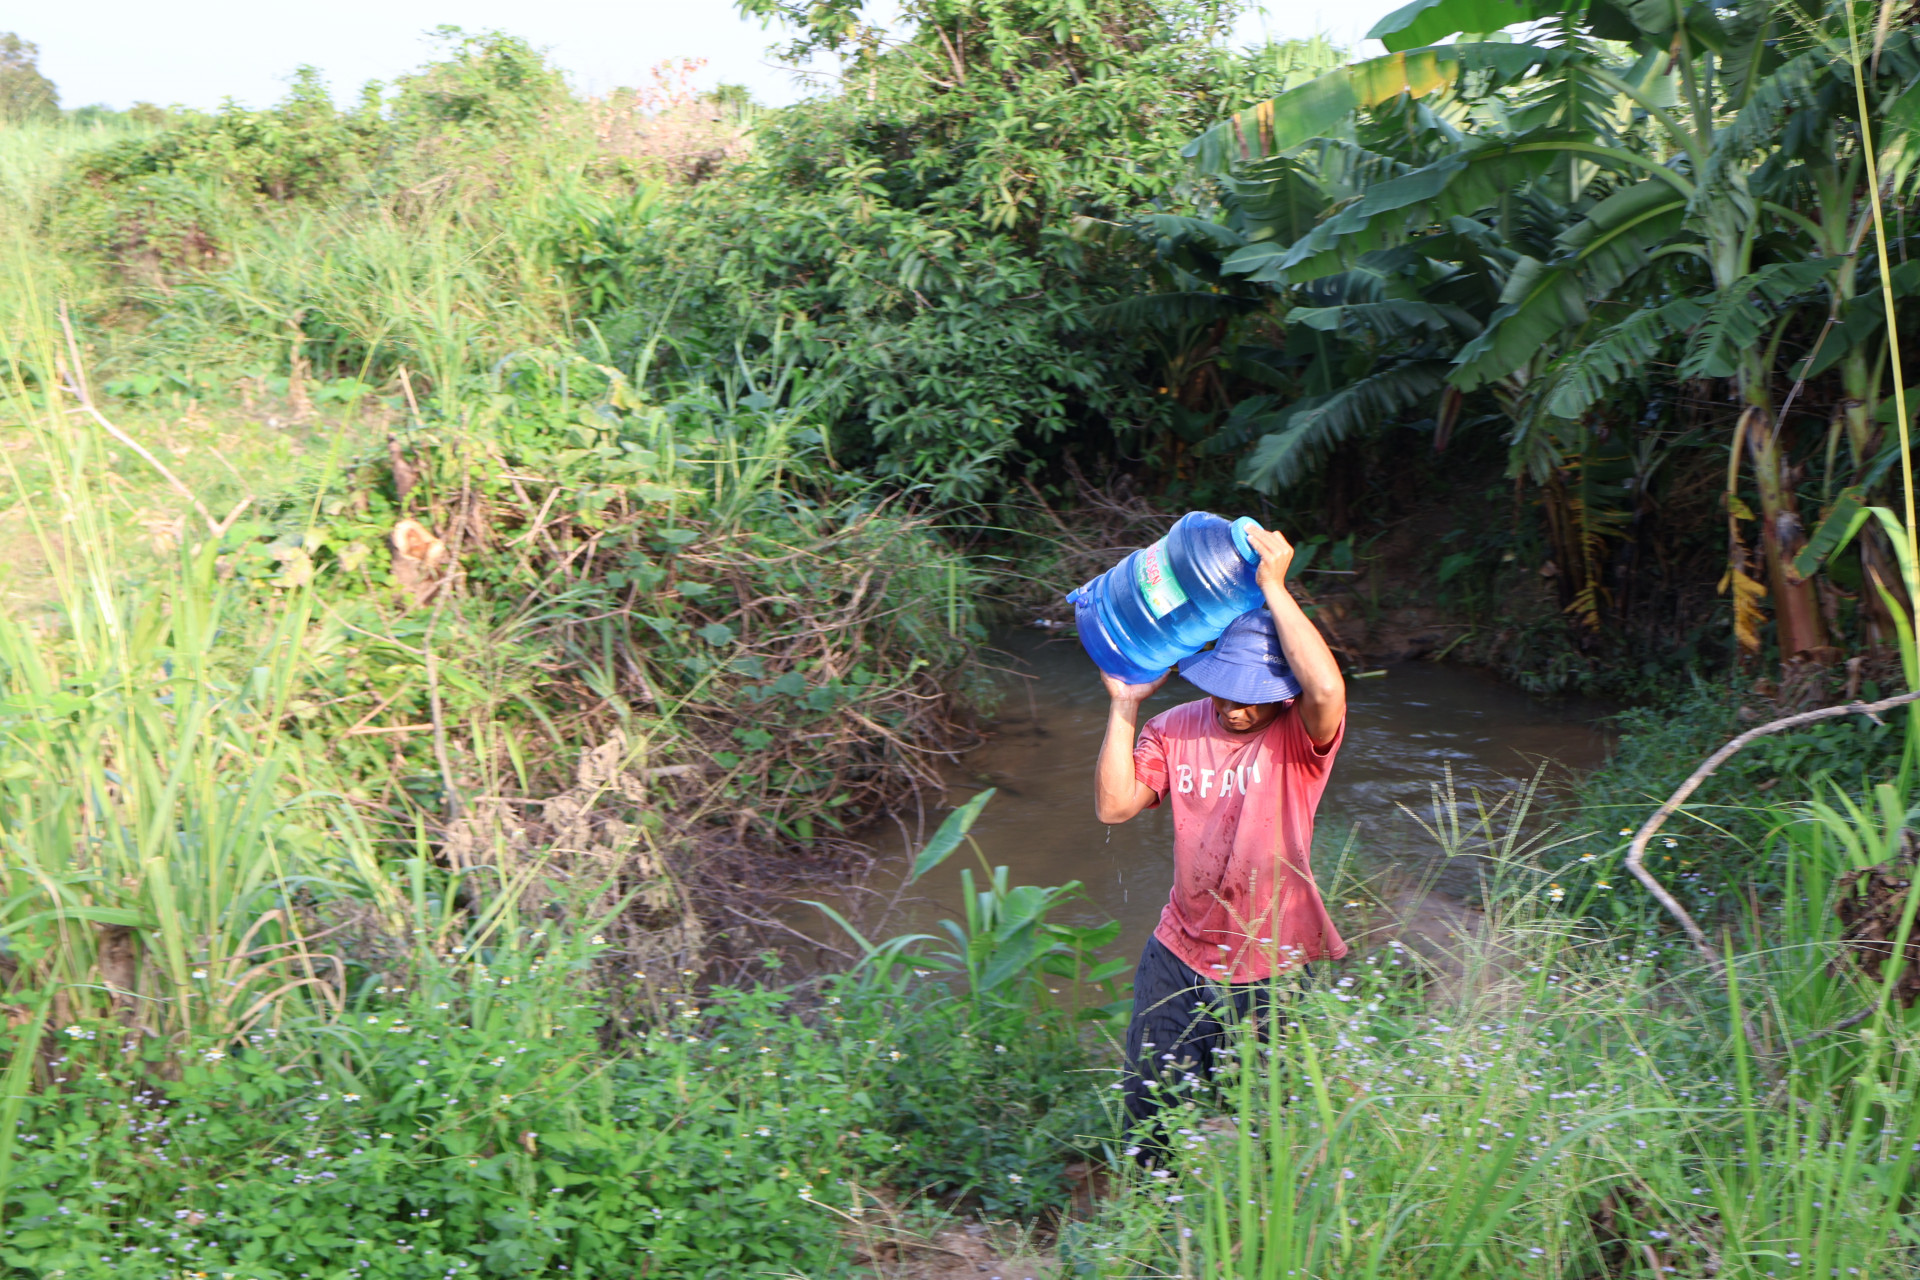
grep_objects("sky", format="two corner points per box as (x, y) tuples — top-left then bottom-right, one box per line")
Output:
(21, 0), (1411, 114)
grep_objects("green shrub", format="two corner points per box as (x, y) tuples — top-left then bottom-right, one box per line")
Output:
(3, 938), (1114, 1279)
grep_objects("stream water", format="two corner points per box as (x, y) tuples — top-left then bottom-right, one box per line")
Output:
(847, 630), (1614, 965)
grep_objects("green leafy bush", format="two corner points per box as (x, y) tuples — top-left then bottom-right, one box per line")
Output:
(3, 937), (1113, 1278)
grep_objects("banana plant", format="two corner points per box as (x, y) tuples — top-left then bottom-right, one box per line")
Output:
(1171, 0), (1920, 669)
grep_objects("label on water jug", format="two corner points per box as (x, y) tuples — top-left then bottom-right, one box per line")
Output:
(1135, 538), (1189, 619)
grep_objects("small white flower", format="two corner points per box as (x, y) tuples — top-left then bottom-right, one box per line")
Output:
(591, 935), (606, 945)
(202, 1049), (226, 1063)
(191, 970), (208, 980)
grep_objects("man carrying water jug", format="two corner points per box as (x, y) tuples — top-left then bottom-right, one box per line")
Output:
(1092, 523), (1346, 1138)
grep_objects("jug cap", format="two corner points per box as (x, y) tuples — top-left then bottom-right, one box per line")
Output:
(1177, 607), (1301, 704)
(1229, 516), (1260, 562)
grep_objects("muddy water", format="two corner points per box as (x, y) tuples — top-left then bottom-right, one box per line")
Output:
(862, 630), (1612, 963)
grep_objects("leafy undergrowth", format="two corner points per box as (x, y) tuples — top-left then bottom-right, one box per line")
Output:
(1067, 880), (1920, 1278)
(1548, 677), (1907, 923)
(1, 941), (1105, 1279)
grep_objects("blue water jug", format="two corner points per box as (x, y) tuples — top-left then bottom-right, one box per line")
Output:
(1065, 511), (1265, 683)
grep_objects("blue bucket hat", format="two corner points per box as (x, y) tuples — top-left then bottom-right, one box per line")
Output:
(1177, 608), (1301, 704)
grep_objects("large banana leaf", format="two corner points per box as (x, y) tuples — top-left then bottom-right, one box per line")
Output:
(1542, 297), (1704, 418)
(1676, 258), (1835, 379)
(1451, 178), (1687, 388)
(1184, 44), (1562, 175)
(1224, 142), (1570, 282)
(1287, 299), (1483, 340)
(1368, 0), (1571, 52)
(1239, 360), (1451, 492)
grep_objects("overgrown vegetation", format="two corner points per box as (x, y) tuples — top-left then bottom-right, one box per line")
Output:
(1, 0), (1920, 1275)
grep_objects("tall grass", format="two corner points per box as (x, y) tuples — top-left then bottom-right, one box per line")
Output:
(0, 324), (403, 1051)
(1072, 795), (1920, 1278)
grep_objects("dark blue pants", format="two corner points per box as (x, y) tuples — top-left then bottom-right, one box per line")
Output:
(1121, 935), (1304, 1135)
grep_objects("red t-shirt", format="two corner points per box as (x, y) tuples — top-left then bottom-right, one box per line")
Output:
(1132, 698), (1346, 982)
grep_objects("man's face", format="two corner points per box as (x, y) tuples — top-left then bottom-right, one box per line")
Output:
(1211, 695), (1281, 734)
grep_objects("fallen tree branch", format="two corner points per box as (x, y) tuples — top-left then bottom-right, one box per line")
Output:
(1627, 689), (1920, 974)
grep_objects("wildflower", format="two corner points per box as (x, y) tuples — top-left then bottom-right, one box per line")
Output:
(755, 1127), (772, 1137)
(342, 1093), (361, 1102)
(191, 970), (208, 980)
(590, 935), (606, 945)
(1007, 1173), (1023, 1184)
(1547, 884), (1566, 902)
(1662, 837), (1678, 848)
(202, 1049), (226, 1063)
(1595, 881), (1611, 889)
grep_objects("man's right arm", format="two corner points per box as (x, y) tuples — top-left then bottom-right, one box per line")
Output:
(1095, 671), (1169, 823)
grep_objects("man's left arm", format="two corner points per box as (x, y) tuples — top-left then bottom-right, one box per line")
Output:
(1245, 525), (1346, 748)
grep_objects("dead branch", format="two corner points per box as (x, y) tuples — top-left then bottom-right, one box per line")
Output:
(1626, 689), (1920, 973)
